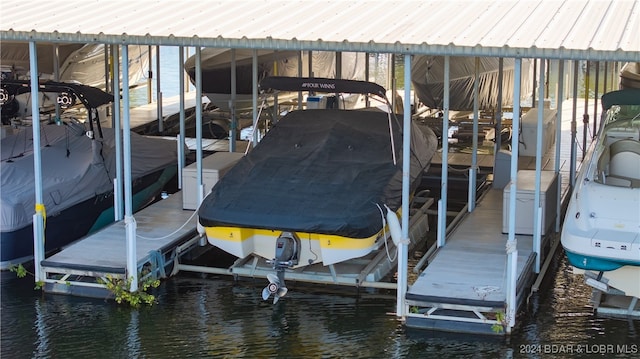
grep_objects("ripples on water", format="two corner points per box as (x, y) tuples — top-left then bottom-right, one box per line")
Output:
(2, 250), (639, 358)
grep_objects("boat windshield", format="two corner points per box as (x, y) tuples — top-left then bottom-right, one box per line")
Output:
(604, 104), (640, 128)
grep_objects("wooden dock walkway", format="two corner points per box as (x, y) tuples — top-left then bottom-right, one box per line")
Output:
(41, 192), (199, 298)
(404, 98), (596, 334)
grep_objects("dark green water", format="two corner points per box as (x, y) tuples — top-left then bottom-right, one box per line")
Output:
(2, 248), (638, 359)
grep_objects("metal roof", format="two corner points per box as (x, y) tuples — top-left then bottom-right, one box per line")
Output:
(1, 0), (639, 61)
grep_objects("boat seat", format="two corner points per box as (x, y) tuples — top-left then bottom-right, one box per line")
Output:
(608, 139), (640, 188)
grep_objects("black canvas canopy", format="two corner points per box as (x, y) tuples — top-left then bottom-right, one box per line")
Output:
(1, 79), (114, 109)
(198, 108), (436, 239)
(601, 88), (640, 110)
(260, 76), (387, 98)
(1, 80), (114, 137)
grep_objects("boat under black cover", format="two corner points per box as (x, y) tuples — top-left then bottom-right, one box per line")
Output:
(198, 107), (436, 239)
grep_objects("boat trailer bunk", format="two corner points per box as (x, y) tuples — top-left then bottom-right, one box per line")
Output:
(176, 191), (434, 290)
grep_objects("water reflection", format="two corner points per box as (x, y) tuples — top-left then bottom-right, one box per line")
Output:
(2, 256), (639, 358)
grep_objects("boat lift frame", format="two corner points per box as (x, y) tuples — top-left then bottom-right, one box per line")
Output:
(175, 191), (433, 291)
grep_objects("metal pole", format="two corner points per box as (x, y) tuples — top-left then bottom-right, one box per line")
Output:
(147, 45), (152, 104)
(365, 53), (370, 108)
(468, 57), (479, 212)
(532, 59), (537, 106)
(603, 61), (608, 94)
(122, 45), (138, 292)
(29, 42), (45, 282)
(582, 61), (589, 160)
(593, 61), (599, 138)
(298, 51), (303, 110)
(178, 46), (186, 190)
(554, 60), (565, 233)
(156, 46), (163, 132)
(252, 50), (259, 146)
(505, 58), (523, 334)
(53, 44), (61, 121)
(438, 56), (450, 248)
(495, 58), (504, 152)
(195, 48), (204, 207)
(396, 54), (412, 318)
(113, 45), (124, 221)
(533, 58), (545, 273)
(230, 49), (237, 152)
(570, 61), (579, 190)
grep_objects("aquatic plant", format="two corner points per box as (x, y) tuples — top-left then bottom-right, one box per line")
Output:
(98, 274), (160, 308)
(491, 311), (507, 334)
(9, 264), (44, 290)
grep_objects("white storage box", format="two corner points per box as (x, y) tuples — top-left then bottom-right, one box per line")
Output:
(306, 96), (327, 109)
(518, 107), (557, 157)
(182, 152), (244, 210)
(502, 170), (558, 235)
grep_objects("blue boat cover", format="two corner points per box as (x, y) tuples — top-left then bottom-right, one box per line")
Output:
(198, 108), (436, 238)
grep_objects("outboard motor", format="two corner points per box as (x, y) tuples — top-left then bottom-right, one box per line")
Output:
(263, 232), (300, 304)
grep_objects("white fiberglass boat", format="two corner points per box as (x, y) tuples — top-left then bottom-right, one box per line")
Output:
(561, 88), (640, 271)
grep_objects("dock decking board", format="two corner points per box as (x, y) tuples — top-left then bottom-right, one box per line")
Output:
(42, 192), (197, 272)
(407, 189), (534, 305)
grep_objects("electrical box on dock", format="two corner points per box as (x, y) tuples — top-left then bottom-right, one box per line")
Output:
(502, 169), (558, 235)
(182, 152), (244, 210)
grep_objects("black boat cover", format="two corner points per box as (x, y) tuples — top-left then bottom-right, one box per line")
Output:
(198, 109), (437, 239)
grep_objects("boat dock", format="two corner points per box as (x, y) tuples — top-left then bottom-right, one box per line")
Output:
(37, 96), (633, 334)
(402, 98), (596, 334)
(41, 192), (198, 297)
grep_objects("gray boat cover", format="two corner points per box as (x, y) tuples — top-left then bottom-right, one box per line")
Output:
(411, 56), (532, 111)
(198, 109), (437, 238)
(1, 123), (178, 232)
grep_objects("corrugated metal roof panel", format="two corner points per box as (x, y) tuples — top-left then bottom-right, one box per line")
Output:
(1, 0), (638, 60)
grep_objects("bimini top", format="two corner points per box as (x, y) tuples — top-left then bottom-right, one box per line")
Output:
(1, 80), (115, 110)
(260, 76), (387, 99)
(601, 88), (640, 110)
(198, 107), (437, 238)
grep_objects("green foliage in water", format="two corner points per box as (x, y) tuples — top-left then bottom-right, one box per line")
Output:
(491, 311), (506, 334)
(9, 264), (44, 290)
(98, 275), (160, 308)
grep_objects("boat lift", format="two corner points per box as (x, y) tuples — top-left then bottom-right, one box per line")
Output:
(175, 190), (433, 291)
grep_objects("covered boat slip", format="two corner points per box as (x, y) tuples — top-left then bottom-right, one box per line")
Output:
(404, 94), (595, 334)
(181, 193), (433, 289)
(40, 191), (198, 298)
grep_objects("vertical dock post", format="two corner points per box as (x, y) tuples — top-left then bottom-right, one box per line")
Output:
(570, 61), (579, 190)
(396, 54), (412, 318)
(438, 56), (450, 248)
(252, 50), (259, 146)
(122, 45), (138, 292)
(178, 46), (186, 189)
(554, 61), (565, 233)
(533, 59), (546, 273)
(195, 46), (204, 222)
(468, 57), (480, 212)
(505, 58), (523, 333)
(29, 42), (45, 282)
(156, 46), (163, 132)
(230, 49), (237, 152)
(113, 45), (124, 221)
